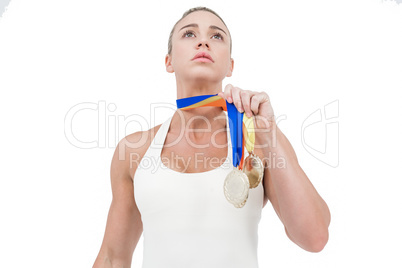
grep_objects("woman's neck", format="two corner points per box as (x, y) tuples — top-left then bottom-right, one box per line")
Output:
(173, 80), (227, 140)
(176, 80), (223, 99)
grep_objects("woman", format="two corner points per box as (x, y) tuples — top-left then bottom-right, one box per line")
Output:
(93, 6), (331, 268)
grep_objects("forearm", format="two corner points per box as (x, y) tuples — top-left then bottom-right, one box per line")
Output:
(260, 124), (331, 251)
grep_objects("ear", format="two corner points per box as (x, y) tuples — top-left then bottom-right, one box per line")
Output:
(165, 54), (174, 73)
(226, 58), (234, 77)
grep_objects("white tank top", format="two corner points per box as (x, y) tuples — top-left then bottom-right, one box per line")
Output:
(134, 112), (264, 268)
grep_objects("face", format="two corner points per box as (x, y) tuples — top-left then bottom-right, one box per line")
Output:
(165, 11), (234, 82)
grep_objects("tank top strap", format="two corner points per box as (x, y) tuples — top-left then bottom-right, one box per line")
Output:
(146, 115), (174, 159)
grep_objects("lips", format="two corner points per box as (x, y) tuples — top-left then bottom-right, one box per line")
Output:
(192, 52), (214, 62)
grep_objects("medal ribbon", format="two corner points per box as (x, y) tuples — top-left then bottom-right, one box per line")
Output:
(176, 94), (255, 170)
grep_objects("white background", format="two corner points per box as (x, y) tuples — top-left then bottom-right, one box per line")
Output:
(1, 0), (401, 267)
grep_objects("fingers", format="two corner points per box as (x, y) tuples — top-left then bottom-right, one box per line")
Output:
(223, 84), (233, 103)
(250, 92), (269, 115)
(230, 86), (254, 117)
(220, 84), (265, 117)
(230, 86), (243, 114)
(240, 90), (255, 117)
(250, 94), (260, 115)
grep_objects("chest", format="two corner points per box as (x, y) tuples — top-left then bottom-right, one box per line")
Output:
(160, 132), (228, 173)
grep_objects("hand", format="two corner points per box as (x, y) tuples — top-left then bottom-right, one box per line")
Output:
(218, 84), (276, 142)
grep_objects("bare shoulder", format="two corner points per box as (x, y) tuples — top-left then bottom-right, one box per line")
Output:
(93, 124), (164, 266)
(117, 123), (163, 182)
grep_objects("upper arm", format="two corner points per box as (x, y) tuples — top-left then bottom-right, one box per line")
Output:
(94, 132), (147, 267)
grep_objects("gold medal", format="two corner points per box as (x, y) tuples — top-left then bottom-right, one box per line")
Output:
(242, 115), (264, 188)
(243, 150), (264, 188)
(223, 167), (250, 208)
(175, 95), (263, 208)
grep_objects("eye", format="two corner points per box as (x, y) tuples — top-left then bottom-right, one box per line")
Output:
(182, 30), (195, 38)
(212, 32), (224, 40)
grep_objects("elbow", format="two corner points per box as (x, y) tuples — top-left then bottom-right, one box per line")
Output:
(305, 228), (329, 253)
(308, 203), (331, 252)
(286, 226), (329, 253)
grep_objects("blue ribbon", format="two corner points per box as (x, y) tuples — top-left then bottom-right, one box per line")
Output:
(176, 94), (244, 168)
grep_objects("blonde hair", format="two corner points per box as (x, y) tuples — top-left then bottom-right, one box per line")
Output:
(167, 6), (232, 55)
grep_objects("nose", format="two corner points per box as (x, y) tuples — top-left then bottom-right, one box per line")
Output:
(197, 40), (209, 49)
